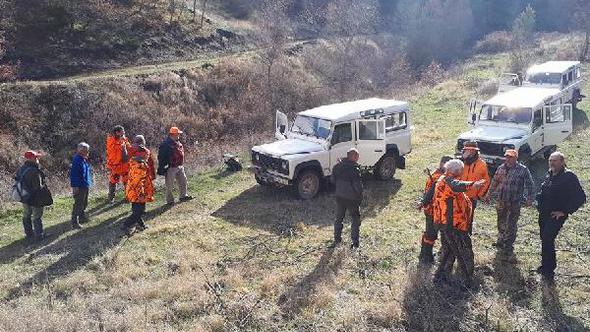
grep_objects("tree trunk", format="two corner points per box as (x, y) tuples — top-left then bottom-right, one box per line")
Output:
(193, 0), (197, 22)
(200, 0), (207, 28)
(581, 30), (590, 62)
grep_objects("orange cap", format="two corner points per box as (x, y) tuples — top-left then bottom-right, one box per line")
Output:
(504, 149), (518, 158)
(169, 127), (183, 135)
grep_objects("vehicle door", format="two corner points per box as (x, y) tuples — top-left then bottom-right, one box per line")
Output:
(529, 107), (544, 154)
(328, 122), (355, 171)
(383, 112), (411, 154)
(355, 119), (386, 167)
(543, 103), (573, 146)
(275, 110), (288, 140)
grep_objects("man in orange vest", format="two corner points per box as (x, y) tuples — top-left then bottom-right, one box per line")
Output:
(433, 159), (486, 287)
(459, 141), (490, 234)
(106, 125), (131, 203)
(122, 145), (155, 234)
(417, 155), (452, 263)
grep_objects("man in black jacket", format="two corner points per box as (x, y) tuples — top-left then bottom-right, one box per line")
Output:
(331, 148), (363, 249)
(536, 151), (586, 282)
(15, 151), (53, 241)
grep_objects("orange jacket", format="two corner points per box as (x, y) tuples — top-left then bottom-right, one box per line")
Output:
(460, 158), (490, 200)
(106, 135), (131, 174)
(433, 174), (473, 232)
(125, 153), (155, 204)
(129, 145), (156, 179)
(422, 169), (444, 216)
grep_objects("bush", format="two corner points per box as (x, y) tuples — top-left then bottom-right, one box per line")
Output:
(474, 31), (512, 54)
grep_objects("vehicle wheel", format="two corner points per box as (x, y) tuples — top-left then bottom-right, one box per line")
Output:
(255, 174), (271, 187)
(374, 154), (397, 181)
(543, 146), (556, 160)
(518, 152), (531, 167)
(572, 90), (580, 110)
(294, 170), (321, 200)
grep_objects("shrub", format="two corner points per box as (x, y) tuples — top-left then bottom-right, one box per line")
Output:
(474, 31), (512, 54)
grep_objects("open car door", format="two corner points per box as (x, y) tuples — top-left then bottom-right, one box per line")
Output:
(498, 73), (522, 93)
(355, 119), (386, 166)
(275, 110), (288, 140)
(467, 98), (480, 126)
(543, 104), (573, 146)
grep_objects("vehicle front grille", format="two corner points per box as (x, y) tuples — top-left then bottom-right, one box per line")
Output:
(477, 141), (505, 157)
(252, 152), (288, 175)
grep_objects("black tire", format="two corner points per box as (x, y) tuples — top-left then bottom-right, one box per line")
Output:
(294, 170), (321, 200)
(518, 151), (531, 167)
(543, 146), (556, 160)
(572, 89), (581, 110)
(374, 154), (397, 181)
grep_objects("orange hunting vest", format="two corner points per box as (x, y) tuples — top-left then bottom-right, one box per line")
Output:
(432, 175), (473, 232)
(423, 169), (444, 217)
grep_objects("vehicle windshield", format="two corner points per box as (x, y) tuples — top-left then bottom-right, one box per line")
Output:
(480, 104), (532, 124)
(525, 71), (562, 84)
(291, 115), (332, 139)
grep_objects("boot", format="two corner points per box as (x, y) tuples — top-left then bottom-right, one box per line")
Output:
(108, 183), (116, 203)
(71, 216), (82, 230)
(418, 245), (435, 264)
(22, 217), (34, 239)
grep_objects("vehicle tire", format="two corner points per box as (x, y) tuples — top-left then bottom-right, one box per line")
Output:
(572, 89), (581, 110)
(374, 154), (397, 181)
(294, 170), (321, 200)
(543, 146), (556, 160)
(255, 174), (271, 187)
(518, 151), (531, 167)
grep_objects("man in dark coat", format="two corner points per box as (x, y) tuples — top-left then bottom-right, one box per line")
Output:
(70, 142), (93, 230)
(536, 152), (586, 282)
(331, 148), (363, 249)
(15, 150), (53, 241)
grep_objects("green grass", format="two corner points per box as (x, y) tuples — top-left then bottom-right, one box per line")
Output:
(0, 53), (589, 331)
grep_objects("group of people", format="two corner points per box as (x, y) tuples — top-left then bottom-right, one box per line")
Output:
(14, 125), (193, 240)
(330, 141), (586, 287)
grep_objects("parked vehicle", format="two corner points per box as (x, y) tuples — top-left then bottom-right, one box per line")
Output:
(498, 61), (584, 108)
(250, 98), (412, 199)
(460, 87), (572, 167)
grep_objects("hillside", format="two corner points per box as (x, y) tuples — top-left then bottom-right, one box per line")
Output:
(0, 46), (588, 331)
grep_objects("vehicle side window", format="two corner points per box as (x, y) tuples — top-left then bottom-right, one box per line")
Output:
(533, 109), (543, 131)
(546, 105), (565, 123)
(576, 68), (581, 79)
(331, 123), (352, 145)
(359, 121), (383, 140)
(568, 71), (573, 82)
(384, 112), (407, 132)
(562, 74), (568, 87)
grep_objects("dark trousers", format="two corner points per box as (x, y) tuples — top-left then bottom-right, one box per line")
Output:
(435, 228), (474, 281)
(124, 203), (146, 228)
(421, 214), (438, 247)
(22, 204), (44, 238)
(496, 200), (521, 253)
(468, 199), (478, 234)
(334, 197), (361, 245)
(71, 187), (89, 223)
(538, 213), (565, 276)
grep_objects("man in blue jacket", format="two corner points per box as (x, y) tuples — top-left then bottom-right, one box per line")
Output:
(70, 142), (93, 229)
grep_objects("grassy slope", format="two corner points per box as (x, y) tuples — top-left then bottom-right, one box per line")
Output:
(0, 56), (589, 331)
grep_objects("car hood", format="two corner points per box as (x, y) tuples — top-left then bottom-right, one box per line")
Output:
(458, 126), (529, 143)
(252, 138), (324, 157)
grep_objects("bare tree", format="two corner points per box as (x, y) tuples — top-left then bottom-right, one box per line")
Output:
(510, 4), (536, 72)
(200, 0), (209, 27)
(574, 0), (590, 61)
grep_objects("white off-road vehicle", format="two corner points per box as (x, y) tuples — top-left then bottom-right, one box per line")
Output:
(460, 86), (573, 167)
(250, 98), (412, 199)
(498, 61), (584, 108)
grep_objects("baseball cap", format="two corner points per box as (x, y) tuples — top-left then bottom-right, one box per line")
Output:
(24, 150), (42, 160)
(504, 149), (518, 158)
(169, 127), (183, 134)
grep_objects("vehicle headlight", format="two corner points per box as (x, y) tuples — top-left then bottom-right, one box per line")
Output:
(251, 151), (260, 163)
(281, 160), (288, 170)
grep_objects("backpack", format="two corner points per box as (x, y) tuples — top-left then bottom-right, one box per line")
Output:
(11, 167), (34, 203)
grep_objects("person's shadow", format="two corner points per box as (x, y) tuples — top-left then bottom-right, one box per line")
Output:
(402, 264), (477, 331)
(492, 251), (533, 308)
(541, 281), (589, 331)
(211, 178), (402, 236)
(277, 247), (345, 316)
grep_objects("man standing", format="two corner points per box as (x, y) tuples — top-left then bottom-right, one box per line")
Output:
(70, 143), (93, 230)
(106, 125), (131, 203)
(536, 152), (586, 282)
(158, 126), (193, 205)
(15, 151), (53, 241)
(459, 141), (490, 233)
(433, 159), (485, 287)
(123, 146), (155, 233)
(486, 149), (534, 260)
(417, 155), (453, 263)
(331, 148), (363, 249)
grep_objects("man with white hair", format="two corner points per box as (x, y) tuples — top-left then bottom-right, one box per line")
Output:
(331, 148), (363, 249)
(70, 142), (93, 229)
(433, 159), (486, 287)
(536, 151), (586, 282)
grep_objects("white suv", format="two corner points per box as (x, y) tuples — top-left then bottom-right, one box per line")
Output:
(250, 98), (412, 199)
(461, 87), (573, 167)
(499, 61), (584, 108)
